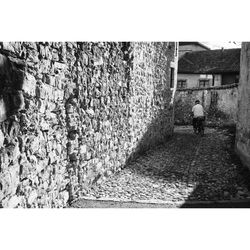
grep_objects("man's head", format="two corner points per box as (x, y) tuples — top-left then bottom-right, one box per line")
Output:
(195, 100), (200, 105)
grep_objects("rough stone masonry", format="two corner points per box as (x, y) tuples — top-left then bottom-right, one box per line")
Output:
(0, 42), (176, 208)
(235, 42), (250, 170)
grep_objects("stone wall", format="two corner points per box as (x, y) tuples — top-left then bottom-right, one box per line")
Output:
(235, 42), (250, 169)
(0, 42), (176, 208)
(174, 84), (238, 126)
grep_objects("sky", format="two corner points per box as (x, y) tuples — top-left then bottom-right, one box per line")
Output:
(202, 41), (242, 49)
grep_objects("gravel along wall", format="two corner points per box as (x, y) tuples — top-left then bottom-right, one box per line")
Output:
(0, 42), (176, 208)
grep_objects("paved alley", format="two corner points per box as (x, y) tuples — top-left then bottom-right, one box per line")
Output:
(72, 126), (250, 208)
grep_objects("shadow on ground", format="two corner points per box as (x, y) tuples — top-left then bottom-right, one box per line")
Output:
(72, 126), (250, 208)
(133, 126), (250, 207)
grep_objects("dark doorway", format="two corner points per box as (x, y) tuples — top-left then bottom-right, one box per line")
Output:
(222, 73), (239, 85)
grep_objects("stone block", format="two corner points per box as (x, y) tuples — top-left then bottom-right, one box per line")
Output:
(37, 99), (46, 113)
(30, 137), (40, 154)
(80, 145), (87, 154)
(7, 195), (21, 208)
(61, 191), (69, 204)
(22, 73), (36, 96)
(54, 62), (66, 70)
(28, 190), (38, 205)
(26, 49), (39, 63)
(0, 98), (7, 122)
(2, 42), (22, 55)
(39, 44), (46, 59)
(0, 129), (4, 148)
(44, 75), (56, 86)
(40, 120), (50, 131)
(52, 49), (59, 61)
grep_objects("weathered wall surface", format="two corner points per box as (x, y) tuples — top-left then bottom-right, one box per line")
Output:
(0, 42), (175, 208)
(235, 42), (250, 169)
(177, 74), (200, 88)
(214, 74), (222, 87)
(174, 84), (238, 126)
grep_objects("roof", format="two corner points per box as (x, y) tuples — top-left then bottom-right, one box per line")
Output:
(178, 48), (241, 74)
(179, 42), (210, 51)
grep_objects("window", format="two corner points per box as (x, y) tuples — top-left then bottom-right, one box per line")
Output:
(170, 67), (175, 88)
(235, 74), (239, 83)
(199, 79), (210, 88)
(177, 80), (187, 89)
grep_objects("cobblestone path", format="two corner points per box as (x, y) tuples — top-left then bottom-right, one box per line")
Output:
(72, 126), (250, 207)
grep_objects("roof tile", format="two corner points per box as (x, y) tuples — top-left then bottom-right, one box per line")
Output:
(178, 48), (241, 74)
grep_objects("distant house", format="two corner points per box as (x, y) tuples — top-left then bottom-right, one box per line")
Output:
(177, 48), (241, 89)
(179, 42), (210, 58)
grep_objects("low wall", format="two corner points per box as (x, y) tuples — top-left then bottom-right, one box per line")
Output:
(0, 42), (175, 208)
(174, 84), (238, 126)
(235, 43), (250, 170)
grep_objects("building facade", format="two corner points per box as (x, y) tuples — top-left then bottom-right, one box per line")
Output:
(178, 42), (210, 59)
(177, 48), (241, 89)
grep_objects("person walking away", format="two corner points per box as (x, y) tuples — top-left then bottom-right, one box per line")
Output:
(192, 100), (205, 135)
